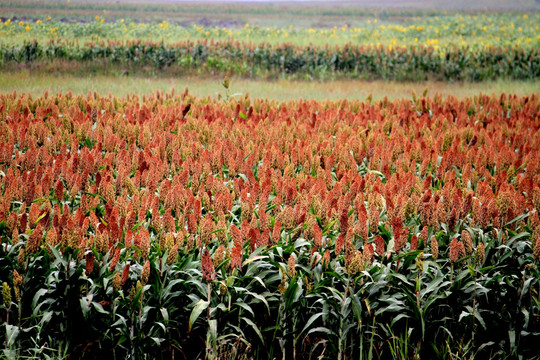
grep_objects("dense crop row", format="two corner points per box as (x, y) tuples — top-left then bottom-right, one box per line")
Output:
(1, 13), (538, 48)
(1, 40), (539, 81)
(0, 92), (539, 359)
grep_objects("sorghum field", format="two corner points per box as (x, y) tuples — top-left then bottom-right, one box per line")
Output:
(1, 1), (540, 360)
(0, 91), (539, 359)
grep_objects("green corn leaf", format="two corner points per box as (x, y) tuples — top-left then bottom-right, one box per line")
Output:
(297, 312), (324, 340)
(189, 299), (209, 333)
(242, 317), (264, 344)
(5, 324), (20, 348)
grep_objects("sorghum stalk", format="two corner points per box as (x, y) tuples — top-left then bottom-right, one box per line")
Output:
(338, 277), (351, 360)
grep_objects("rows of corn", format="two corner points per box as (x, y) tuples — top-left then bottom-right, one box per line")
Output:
(1, 40), (539, 81)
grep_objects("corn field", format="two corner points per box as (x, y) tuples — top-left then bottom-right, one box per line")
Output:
(1, 40), (539, 81)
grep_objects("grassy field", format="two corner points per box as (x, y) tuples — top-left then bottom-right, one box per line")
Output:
(2, 12), (538, 48)
(2, 0), (539, 29)
(2, 71), (538, 100)
(1, 1), (538, 85)
(1, 1), (538, 95)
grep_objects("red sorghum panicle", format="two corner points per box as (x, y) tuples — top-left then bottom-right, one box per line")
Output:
(213, 244), (225, 267)
(346, 251), (364, 276)
(230, 243), (242, 270)
(231, 224), (243, 246)
(449, 238), (464, 264)
(19, 212), (28, 233)
(85, 253), (95, 275)
(162, 208), (175, 233)
(27, 224), (43, 255)
(339, 209), (349, 234)
(151, 205), (161, 232)
(28, 203), (41, 228)
(216, 218), (227, 243)
(176, 229), (186, 247)
(531, 187), (540, 211)
(160, 232), (174, 251)
(104, 183), (115, 203)
(448, 207), (457, 230)
(532, 233), (540, 260)
(476, 242), (486, 264)
(496, 190), (515, 218)
(199, 215), (214, 246)
(259, 210), (269, 230)
(113, 272), (122, 291)
(278, 271), (288, 295)
(167, 244), (179, 265)
(436, 200), (446, 225)
(13, 270), (22, 287)
(194, 198), (202, 223)
(185, 234), (195, 252)
(139, 230), (150, 259)
(368, 203), (380, 234)
(313, 224), (322, 249)
(458, 239), (465, 259)
(109, 247), (121, 272)
(6, 212), (17, 233)
(374, 235), (385, 256)
(13, 270), (22, 303)
(462, 230), (473, 255)
(356, 207), (368, 241)
(410, 235), (418, 252)
(121, 264), (130, 286)
(430, 236), (439, 260)
(55, 179), (63, 201)
(272, 221), (281, 244)
(124, 177), (137, 196)
(11, 227), (19, 244)
(288, 255), (296, 277)
(141, 260), (150, 285)
(279, 206), (295, 231)
(94, 231), (104, 253)
(17, 246), (25, 266)
(420, 226), (428, 242)
(335, 233), (344, 255)
(392, 216), (402, 253)
(344, 234), (355, 260)
(322, 249), (331, 269)
(528, 211), (539, 231)
(363, 243), (374, 263)
(201, 248), (216, 282)
(395, 228), (407, 255)
(223, 247), (231, 271)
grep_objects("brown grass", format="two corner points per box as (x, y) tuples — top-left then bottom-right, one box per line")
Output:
(1, 70), (538, 101)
